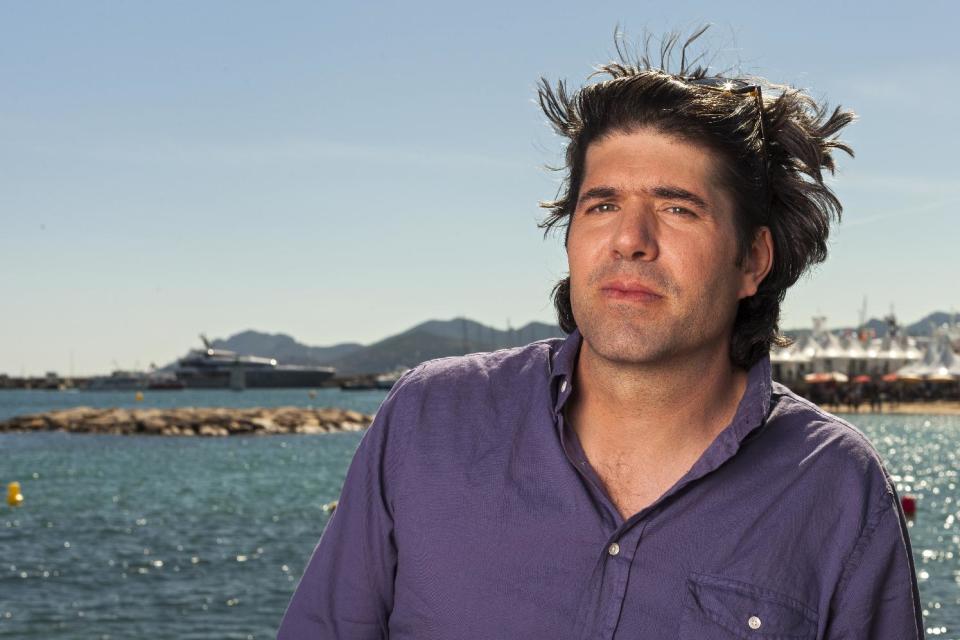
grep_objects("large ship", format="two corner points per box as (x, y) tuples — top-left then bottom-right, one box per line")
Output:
(83, 370), (184, 391)
(174, 335), (336, 389)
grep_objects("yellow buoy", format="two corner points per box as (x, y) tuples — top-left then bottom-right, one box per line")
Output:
(135, 391), (144, 402)
(6, 482), (23, 507)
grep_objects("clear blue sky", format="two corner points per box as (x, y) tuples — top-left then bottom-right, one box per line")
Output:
(2, 1), (957, 375)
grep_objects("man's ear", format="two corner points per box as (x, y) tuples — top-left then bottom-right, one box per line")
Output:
(738, 226), (773, 299)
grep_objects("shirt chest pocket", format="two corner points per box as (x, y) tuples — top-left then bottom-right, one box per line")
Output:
(678, 572), (819, 640)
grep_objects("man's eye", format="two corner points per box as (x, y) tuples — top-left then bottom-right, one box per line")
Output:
(666, 206), (695, 216)
(587, 203), (618, 214)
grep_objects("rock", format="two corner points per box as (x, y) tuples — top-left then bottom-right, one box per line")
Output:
(315, 408), (345, 422)
(198, 425), (229, 437)
(248, 418), (275, 433)
(273, 409), (305, 429)
(343, 410), (367, 424)
(261, 421), (291, 435)
(45, 413), (72, 431)
(105, 409), (135, 433)
(21, 416), (49, 431)
(295, 424), (326, 434)
(140, 417), (168, 434)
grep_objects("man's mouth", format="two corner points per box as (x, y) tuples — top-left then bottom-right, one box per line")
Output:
(599, 280), (664, 302)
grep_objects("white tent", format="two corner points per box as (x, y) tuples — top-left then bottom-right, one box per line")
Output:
(897, 333), (960, 379)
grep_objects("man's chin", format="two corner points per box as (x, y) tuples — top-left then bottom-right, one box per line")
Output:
(581, 329), (675, 366)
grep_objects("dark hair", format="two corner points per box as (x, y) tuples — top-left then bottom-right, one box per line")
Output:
(538, 28), (855, 368)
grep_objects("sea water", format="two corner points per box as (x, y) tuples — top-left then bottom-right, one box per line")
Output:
(0, 391), (957, 638)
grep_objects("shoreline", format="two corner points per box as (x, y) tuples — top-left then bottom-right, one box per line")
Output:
(823, 401), (960, 416)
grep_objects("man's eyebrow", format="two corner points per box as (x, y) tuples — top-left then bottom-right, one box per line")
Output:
(650, 185), (710, 211)
(576, 186), (619, 206)
(577, 184), (712, 211)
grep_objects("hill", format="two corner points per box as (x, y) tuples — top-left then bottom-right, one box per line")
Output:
(323, 319), (563, 374)
(208, 331), (362, 366)
(190, 318), (565, 375)
(783, 310), (955, 339)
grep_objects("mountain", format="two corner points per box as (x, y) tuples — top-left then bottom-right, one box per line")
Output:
(208, 331), (363, 366)
(324, 319), (564, 374)
(783, 311), (956, 339)
(905, 312), (957, 336)
(407, 318), (561, 346)
(190, 319), (566, 375)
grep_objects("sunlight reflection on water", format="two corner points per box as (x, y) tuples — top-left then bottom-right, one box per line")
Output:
(0, 409), (957, 638)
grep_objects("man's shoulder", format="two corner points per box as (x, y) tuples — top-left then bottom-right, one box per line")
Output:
(768, 381), (878, 450)
(369, 338), (563, 456)
(394, 337), (562, 395)
(764, 381), (895, 500)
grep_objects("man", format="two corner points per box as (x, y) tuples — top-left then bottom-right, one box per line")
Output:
(279, 32), (924, 639)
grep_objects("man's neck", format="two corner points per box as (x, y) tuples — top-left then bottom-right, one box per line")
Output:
(568, 338), (749, 457)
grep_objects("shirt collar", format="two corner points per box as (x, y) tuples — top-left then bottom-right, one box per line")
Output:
(549, 329), (773, 444)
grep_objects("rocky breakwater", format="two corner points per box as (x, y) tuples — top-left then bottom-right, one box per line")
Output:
(0, 406), (373, 437)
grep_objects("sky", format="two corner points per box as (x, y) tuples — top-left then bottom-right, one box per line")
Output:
(1, 0), (957, 376)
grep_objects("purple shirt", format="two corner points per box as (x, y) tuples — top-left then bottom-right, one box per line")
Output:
(278, 330), (924, 639)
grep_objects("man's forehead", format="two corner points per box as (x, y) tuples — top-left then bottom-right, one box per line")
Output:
(578, 130), (729, 205)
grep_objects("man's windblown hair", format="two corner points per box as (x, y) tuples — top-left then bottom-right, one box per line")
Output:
(538, 27), (855, 369)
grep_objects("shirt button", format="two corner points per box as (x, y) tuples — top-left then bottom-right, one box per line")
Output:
(748, 616), (762, 630)
(607, 542), (620, 556)
(560, 380), (568, 393)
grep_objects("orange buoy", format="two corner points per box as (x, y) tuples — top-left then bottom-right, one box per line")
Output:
(901, 495), (917, 517)
(6, 482), (23, 507)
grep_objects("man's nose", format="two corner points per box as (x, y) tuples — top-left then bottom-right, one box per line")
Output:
(612, 206), (659, 261)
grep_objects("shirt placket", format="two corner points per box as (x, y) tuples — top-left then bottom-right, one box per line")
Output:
(548, 333), (777, 640)
(556, 401), (652, 640)
(596, 519), (648, 640)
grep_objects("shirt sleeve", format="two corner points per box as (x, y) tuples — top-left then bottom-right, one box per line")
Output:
(825, 483), (925, 640)
(277, 375), (413, 639)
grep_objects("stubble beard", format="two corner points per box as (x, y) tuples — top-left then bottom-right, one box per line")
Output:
(570, 263), (685, 366)
(572, 293), (690, 367)
(570, 267), (736, 369)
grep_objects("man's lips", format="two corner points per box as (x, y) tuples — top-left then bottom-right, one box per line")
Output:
(599, 280), (664, 302)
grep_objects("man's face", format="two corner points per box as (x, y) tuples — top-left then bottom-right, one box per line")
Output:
(567, 127), (765, 368)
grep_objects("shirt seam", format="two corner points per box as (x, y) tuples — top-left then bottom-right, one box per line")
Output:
(384, 362), (430, 515)
(415, 341), (556, 370)
(368, 364), (431, 634)
(829, 480), (896, 613)
(770, 387), (886, 456)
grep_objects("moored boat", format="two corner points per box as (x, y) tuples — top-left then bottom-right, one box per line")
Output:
(174, 335), (336, 389)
